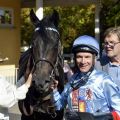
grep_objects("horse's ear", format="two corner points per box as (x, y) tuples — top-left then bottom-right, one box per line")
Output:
(50, 10), (59, 28)
(30, 9), (40, 27)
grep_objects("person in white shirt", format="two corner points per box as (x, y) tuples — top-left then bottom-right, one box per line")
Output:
(0, 66), (32, 120)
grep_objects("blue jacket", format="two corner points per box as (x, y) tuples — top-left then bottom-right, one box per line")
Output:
(95, 55), (120, 87)
(52, 69), (120, 115)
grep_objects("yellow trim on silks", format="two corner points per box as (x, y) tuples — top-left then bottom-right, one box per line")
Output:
(79, 100), (86, 112)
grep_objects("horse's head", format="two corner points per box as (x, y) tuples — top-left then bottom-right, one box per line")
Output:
(18, 10), (64, 118)
(29, 9), (64, 114)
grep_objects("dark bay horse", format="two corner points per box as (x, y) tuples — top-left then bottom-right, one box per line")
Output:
(18, 9), (64, 120)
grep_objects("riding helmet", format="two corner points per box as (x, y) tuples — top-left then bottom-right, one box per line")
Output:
(72, 35), (99, 56)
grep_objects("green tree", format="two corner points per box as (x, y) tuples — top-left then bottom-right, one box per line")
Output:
(44, 5), (95, 53)
(21, 5), (95, 53)
(100, 0), (120, 48)
(21, 8), (34, 46)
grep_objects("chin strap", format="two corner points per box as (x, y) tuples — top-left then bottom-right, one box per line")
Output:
(112, 111), (120, 120)
(70, 66), (94, 90)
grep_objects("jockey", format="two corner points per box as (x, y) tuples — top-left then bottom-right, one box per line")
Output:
(50, 35), (120, 120)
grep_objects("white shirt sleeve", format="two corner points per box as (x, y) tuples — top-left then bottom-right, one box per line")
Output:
(0, 75), (29, 108)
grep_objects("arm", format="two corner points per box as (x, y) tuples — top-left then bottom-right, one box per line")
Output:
(0, 74), (32, 108)
(103, 78), (120, 117)
(51, 80), (71, 110)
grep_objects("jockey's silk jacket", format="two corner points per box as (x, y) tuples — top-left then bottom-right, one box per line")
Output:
(52, 69), (120, 116)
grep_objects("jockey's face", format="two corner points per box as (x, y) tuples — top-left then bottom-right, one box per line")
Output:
(75, 52), (94, 73)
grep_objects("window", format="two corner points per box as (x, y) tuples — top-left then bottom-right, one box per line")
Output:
(0, 7), (14, 27)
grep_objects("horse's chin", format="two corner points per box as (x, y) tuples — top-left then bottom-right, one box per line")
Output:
(22, 103), (34, 116)
(34, 99), (55, 115)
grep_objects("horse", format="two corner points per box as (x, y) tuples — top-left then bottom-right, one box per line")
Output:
(17, 9), (64, 120)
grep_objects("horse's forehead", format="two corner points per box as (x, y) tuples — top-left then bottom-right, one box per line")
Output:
(35, 27), (58, 42)
(32, 32), (58, 54)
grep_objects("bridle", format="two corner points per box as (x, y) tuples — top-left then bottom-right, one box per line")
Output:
(32, 27), (61, 80)
(29, 26), (62, 117)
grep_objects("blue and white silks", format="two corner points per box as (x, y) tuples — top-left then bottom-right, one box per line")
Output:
(52, 69), (120, 115)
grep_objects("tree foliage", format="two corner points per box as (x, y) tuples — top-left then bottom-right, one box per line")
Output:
(21, 9), (34, 46)
(100, 0), (120, 44)
(44, 5), (95, 53)
(20, 0), (120, 53)
(21, 5), (95, 53)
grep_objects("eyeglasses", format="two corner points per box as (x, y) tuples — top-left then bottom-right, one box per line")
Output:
(104, 41), (120, 47)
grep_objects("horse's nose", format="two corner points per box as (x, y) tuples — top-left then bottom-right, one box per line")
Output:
(34, 79), (50, 90)
(41, 79), (50, 88)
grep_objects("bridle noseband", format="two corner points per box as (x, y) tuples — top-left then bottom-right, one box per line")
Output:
(32, 27), (61, 79)
(30, 26), (62, 117)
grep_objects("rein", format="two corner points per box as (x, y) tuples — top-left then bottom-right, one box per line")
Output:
(28, 27), (62, 117)
(32, 53), (60, 80)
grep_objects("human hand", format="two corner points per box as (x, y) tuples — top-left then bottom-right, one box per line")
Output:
(50, 80), (58, 91)
(63, 63), (71, 73)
